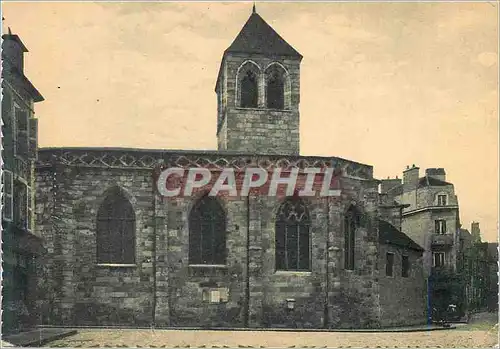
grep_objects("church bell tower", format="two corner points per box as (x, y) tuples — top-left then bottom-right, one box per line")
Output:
(215, 6), (302, 155)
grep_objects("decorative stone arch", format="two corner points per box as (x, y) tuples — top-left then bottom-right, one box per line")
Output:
(235, 60), (262, 108)
(264, 61), (292, 110)
(187, 191), (228, 265)
(97, 183), (138, 208)
(96, 185), (137, 265)
(274, 195), (312, 271)
(185, 188), (229, 222)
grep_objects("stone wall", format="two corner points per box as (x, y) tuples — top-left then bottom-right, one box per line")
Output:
(35, 164), (156, 326)
(34, 149), (426, 329)
(401, 212), (434, 276)
(332, 178), (382, 329)
(378, 244), (427, 327)
(224, 108), (300, 155)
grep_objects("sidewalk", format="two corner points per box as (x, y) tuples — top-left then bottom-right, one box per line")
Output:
(46, 327), (498, 348)
(2, 328), (77, 347)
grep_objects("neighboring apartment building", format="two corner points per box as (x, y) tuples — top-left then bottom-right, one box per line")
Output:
(381, 165), (460, 276)
(1, 30), (44, 333)
(459, 223), (498, 312)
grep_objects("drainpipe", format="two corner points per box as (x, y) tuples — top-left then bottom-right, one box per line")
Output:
(244, 193), (251, 327)
(152, 187), (157, 328)
(323, 196), (330, 328)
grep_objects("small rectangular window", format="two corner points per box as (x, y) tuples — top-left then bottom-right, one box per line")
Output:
(386, 252), (394, 277)
(402, 255), (410, 277)
(433, 252), (445, 267)
(437, 195), (447, 206)
(435, 220), (447, 234)
(2, 170), (14, 221)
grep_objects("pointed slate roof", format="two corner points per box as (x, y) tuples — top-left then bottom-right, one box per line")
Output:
(225, 12), (302, 58)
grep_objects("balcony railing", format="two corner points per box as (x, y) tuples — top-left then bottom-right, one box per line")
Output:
(432, 234), (454, 246)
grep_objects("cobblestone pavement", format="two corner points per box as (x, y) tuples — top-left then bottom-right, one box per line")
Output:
(47, 325), (498, 348)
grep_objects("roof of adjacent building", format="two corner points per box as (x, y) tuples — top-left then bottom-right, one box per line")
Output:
(378, 219), (424, 252)
(385, 175), (453, 196)
(225, 11), (302, 58)
(2, 33), (44, 102)
(426, 168), (446, 175)
(386, 183), (404, 196)
(418, 176), (452, 187)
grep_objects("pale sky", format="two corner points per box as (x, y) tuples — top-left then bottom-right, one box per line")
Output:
(2, 2), (498, 242)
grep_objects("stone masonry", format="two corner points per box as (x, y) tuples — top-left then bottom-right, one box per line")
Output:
(34, 148), (426, 329)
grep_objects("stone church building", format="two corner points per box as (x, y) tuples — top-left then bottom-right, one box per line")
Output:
(33, 9), (427, 329)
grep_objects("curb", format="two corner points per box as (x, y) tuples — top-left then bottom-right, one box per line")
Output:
(35, 326), (457, 333)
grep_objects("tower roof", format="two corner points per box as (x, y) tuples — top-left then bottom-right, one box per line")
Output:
(225, 11), (302, 58)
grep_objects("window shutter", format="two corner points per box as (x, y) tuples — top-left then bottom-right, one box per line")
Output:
(27, 186), (32, 232)
(2, 170), (14, 221)
(15, 109), (29, 156)
(2, 90), (12, 123)
(435, 220), (440, 234)
(13, 182), (28, 228)
(28, 118), (38, 160)
(442, 220), (447, 234)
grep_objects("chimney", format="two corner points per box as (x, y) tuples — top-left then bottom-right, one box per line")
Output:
(2, 29), (28, 73)
(380, 177), (402, 194)
(471, 221), (481, 243)
(403, 164), (419, 192)
(426, 168), (446, 182)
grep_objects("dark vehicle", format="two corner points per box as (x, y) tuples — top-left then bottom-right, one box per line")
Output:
(432, 304), (462, 324)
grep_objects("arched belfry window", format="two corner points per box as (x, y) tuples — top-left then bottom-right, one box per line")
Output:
(265, 64), (288, 110)
(189, 195), (226, 265)
(240, 69), (259, 108)
(344, 205), (360, 270)
(275, 197), (311, 271)
(96, 187), (136, 264)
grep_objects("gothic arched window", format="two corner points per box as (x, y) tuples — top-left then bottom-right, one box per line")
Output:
(96, 187), (136, 264)
(275, 197), (311, 271)
(240, 70), (258, 108)
(344, 205), (360, 270)
(266, 66), (285, 110)
(189, 195), (226, 265)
